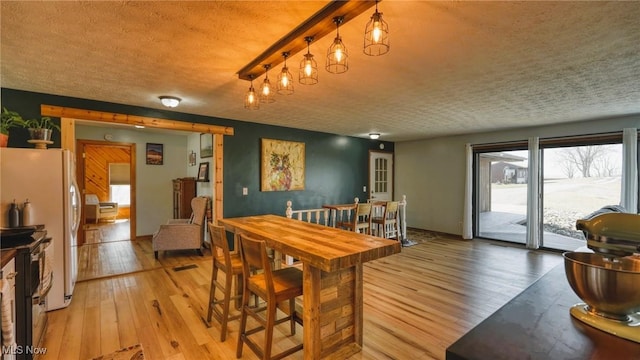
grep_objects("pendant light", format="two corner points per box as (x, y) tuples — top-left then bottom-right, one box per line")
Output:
(260, 64), (275, 103)
(299, 36), (318, 85)
(364, 0), (389, 56)
(326, 16), (348, 74)
(244, 75), (260, 110)
(277, 52), (294, 95)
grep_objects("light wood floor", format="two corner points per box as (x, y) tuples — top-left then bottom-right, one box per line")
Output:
(43, 230), (563, 360)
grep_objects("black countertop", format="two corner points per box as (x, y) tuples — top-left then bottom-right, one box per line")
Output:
(446, 264), (640, 360)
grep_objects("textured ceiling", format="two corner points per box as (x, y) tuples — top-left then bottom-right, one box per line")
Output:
(2, 1), (639, 142)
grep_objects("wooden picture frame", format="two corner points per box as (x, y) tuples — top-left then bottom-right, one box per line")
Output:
(197, 162), (210, 182)
(200, 133), (213, 158)
(260, 138), (305, 191)
(146, 143), (163, 165)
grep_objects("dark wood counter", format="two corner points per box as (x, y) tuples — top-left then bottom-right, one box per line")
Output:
(446, 263), (640, 360)
(1, 248), (17, 268)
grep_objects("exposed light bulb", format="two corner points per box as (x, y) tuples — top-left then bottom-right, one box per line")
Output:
(334, 46), (343, 62)
(304, 61), (313, 76)
(372, 21), (382, 43)
(281, 71), (290, 87)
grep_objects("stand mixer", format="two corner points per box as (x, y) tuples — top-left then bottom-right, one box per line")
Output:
(563, 212), (640, 343)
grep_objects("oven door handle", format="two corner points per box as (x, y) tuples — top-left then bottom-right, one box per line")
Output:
(33, 272), (54, 305)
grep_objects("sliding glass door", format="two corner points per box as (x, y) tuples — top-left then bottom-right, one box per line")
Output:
(476, 149), (529, 244)
(474, 132), (634, 250)
(540, 143), (622, 251)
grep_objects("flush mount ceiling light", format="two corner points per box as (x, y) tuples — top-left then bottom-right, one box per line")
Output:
(363, 0), (389, 56)
(369, 133), (381, 139)
(159, 96), (181, 108)
(299, 36), (319, 85)
(244, 74), (260, 110)
(277, 52), (294, 95)
(260, 64), (275, 103)
(326, 16), (349, 74)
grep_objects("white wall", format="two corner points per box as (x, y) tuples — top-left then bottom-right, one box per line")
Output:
(76, 125), (190, 236)
(395, 115), (640, 236)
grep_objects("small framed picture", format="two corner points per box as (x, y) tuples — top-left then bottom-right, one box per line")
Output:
(146, 143), (163, 165)
(200, 133), (213, 158)
(188, 151), (196, 166)
(197, 162), (210, 182)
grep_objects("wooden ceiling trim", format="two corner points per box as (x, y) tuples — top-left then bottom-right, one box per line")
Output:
(41, 105), (235, 136)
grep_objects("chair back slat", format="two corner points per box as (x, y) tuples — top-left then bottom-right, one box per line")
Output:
(239, 234), (274, 293)
(208, 222), (231, 263)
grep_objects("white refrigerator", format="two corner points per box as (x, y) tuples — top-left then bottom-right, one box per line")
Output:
(0, 148), (81, 311)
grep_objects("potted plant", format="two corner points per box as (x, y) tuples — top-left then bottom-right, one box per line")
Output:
(0, 107), (26, 147)
(21, 116), (61, 141)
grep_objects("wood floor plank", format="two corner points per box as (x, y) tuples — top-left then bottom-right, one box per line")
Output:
(41, 229), (563, 359)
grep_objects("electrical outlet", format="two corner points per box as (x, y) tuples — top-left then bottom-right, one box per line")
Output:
(363, 186), (367, 192)
(242, 187), (248, 196)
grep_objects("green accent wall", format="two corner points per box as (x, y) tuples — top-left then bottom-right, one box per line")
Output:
(1, 88), (394, 218)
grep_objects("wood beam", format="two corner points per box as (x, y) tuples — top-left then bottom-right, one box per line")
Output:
(41, 105), (234, 136)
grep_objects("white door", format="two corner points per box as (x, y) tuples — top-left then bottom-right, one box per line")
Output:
(369, 151), (394, 202)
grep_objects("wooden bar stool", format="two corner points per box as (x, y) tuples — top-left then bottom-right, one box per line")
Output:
(207, 223), (243, 342)
(236, 234), (303, 360)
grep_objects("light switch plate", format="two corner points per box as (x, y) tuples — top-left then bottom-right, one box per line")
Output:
(242, 187), (248, 196)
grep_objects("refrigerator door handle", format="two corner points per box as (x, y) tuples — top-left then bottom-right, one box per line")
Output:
(70, 175), (81, 233)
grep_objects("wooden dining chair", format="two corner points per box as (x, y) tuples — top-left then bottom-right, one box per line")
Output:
(236, 234), (304, 360)
(342, 202), (373, 234)
(207, 222), (243, 342)
(372, 201), (400, 239)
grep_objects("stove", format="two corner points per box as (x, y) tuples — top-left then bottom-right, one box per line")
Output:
(4, 228), (51, 359)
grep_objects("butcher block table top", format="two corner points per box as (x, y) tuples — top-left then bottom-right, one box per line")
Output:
(218, 214), (401, 272)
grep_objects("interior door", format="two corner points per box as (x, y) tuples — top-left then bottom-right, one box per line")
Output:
(369, 151), (394, 202)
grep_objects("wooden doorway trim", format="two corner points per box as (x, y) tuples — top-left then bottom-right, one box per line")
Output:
(76, 140), (136, 245)
(47, 104), (231, 226)
(42, 105), (234, 136)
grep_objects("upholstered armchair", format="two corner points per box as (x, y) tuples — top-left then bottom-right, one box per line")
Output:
(85, 194), (118, 223)
(152, 196), (207, 259)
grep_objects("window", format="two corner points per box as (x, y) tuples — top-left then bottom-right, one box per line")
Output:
(110, 185), (131, 205)
(109, 163), (130, 205)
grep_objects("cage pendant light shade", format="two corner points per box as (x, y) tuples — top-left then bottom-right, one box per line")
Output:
(260, 64), (275, 103)
(326, 16), (348, 74)
(277, 52), (294, 95)
(244, 76), (260, 110)
(364, 3), (389, 56)
(299, 37), (318, 85)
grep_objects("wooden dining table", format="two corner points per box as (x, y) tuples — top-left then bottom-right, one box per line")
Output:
(217, 214), (402, 359)
(322, 202), (357, 227)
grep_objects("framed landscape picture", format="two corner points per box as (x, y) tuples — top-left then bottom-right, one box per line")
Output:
(200, 133), (213, 158)
(146, 143), (163, 165)
(260, 138), (305, 191)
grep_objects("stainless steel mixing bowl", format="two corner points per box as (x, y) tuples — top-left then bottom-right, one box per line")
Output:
(563, 252), (640, 321)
